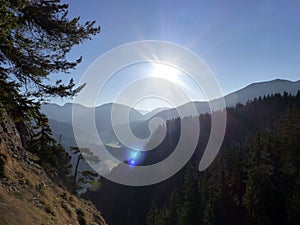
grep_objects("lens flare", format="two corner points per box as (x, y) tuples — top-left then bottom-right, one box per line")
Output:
(130, 159), (136, 166)
(130, 150), (141, 160)
(126, 150), (144, 166)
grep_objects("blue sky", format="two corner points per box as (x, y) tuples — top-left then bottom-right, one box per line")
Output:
(54, 0), (300, 110)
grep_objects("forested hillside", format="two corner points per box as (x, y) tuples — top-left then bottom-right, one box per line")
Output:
(86, 92), (300, 225)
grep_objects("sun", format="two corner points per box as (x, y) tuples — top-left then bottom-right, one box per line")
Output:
(151, 63), (182, 84)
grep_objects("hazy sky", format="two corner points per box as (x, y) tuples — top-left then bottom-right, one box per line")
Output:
(54, 0), (300, 110)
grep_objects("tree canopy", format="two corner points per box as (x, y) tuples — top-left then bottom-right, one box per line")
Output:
(0, 0), (100, 100)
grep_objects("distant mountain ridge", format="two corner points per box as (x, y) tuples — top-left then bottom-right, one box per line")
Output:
(153, 79), (300, 120)
(42, 78), (300, 157)
(42, 79), (300, 123)
(41, 102), (144, 125)
(225, 79), (300, 106)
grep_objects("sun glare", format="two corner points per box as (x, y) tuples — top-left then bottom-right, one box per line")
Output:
(151, 63), (181, 84)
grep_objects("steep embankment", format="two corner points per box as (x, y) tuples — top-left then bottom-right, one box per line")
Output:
(0, 109), (107, 225)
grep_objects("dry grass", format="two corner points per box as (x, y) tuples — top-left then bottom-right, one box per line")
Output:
(0, 139), (107, 225)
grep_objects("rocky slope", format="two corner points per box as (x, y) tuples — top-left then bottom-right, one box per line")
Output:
(0, 109), (107, 225)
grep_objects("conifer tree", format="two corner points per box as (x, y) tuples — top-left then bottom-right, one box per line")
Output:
(0, 0), (100, 189)
(70, 147), (100, 193)
(242, 132), (275, 225)
(178, 164), (200, 225)
(168, 189), (180, 225)
(146, 201), (158, 225)
(0, 0), (100, 100)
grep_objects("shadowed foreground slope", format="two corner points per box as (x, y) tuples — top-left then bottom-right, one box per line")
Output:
(0, 109), (107, 225)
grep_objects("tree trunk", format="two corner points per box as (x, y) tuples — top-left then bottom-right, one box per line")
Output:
(74, 155), (81, 185)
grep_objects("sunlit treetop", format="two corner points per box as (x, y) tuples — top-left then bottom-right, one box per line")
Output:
(0, 0), (100, 100)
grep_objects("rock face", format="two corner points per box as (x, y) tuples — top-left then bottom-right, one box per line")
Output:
(0, 109), (107, 225)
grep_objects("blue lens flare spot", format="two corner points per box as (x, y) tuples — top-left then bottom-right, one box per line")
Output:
(125, 149), (145, 166)
(130, 150), (141, 160)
